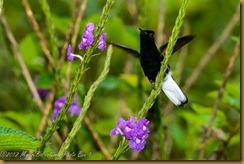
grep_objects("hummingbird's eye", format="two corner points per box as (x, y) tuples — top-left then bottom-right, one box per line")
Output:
(149, 33), (154, 37)
(143, 31), (147, 35)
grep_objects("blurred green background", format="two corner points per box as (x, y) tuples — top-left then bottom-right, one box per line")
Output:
(0, 0), (240, 160)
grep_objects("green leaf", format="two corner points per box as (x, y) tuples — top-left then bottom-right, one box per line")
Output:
(229, 132), (240, 146)
(0, 126), (39, 151)
(191, 103), (212, 115)
(222, 92), (240, 109)
(119, 74), (150, 90)
(0, 111), (41, 135)
(207, 89), (240, 109)
(92, 118), (116, 136)
(35, 73), (55, 89)
(225, 81), (240, 98)
(93, 97), (119, 117)
(171, 123), (186, 150)
(99, 76), (123, 91)
(191, 103), (227, 127)
(105, 17), (138, 47)
(212, 80), (240, 98)
(19, 34), (44, 72)
(52, 15), (70, 34)
(120, 74), (138, 88)
(231, 36), (240, 42)
(83, 151), (103, 160)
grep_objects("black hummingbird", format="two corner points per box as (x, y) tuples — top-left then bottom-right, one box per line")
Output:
(111, 28), (194, 106)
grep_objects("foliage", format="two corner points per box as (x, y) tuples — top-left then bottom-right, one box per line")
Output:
(0, 0), (240, 160)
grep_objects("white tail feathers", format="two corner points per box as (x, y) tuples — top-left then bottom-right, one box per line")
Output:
(161, 71), (188, 106)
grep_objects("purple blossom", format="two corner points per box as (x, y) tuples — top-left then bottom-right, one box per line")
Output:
(129, 138), (146, 152)
(37, 88), (50, 100)
(67, 45), (75, 61)
(97, 33), (106, 51)
(51, 96), (81, 120)
(33, 76), (50, 100)
(66, 45), (83, 61)
(110, 116), (150, 152)
(85, 22), (95, 32)
(78, 23), (95, 50)
(67, 23), (107, 61)
(32, 75), (50, 100)
(68, 101), (81, 116)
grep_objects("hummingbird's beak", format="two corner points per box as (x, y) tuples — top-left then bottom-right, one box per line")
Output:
(139, 28), (143, 32)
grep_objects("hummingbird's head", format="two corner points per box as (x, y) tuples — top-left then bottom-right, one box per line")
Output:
(139, 28), (155, 39)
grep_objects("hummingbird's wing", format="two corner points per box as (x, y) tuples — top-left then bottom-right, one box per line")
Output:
(109, 35), (194, 58)
(109, 42), (140, 58)
(161, 71), (188, 106)
(159, 35), (195, 55)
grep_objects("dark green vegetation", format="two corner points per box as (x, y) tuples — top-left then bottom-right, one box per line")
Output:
(0, 0), (240, 160)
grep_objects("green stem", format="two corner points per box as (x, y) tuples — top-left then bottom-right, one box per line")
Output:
(34, 56), (84, 160)
(154, 98), (165, 159)
(138, 0), (189, 119)
(111, 139), (129, 160)
(39, 0), (58, 68)
(34, 0), (115, 159)
(111, 0), (189, 160)
(0, 0), (3, 16)
(84, 0), (115, 64)
(56, 45), (113, 160)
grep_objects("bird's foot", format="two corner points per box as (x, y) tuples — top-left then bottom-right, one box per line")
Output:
(150, 80), (156, 89)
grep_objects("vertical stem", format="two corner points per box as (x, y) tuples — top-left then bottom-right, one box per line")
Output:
(84, 117), (111, 159)
(182, 5), (240, 92)
(0, 0), (3, 16)
(55, 45), (113, 160)
(198, 40), (240, 159)
(111, 140), (129, 160)
(138, 0), (189, 119)
(34, 60), (84, 159)
(0, 16), (45, 112)
(154, 99), (165, 159)
(39, 0), (58, 68)
(22, 0), (54, 67)
(59, 0), (88, 67)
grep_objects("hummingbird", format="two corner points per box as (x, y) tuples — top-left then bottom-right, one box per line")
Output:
(111, 28), (194, 106)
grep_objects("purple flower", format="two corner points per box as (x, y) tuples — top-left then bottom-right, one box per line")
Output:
(67, 45), (75, 61)
(33, 76), (50, 100)
(110, 116), (150, 152)
(51, 96), (81, 120)
(67, 23), (107, 60)
(85, 22), (95, 32)
(110, 118), (126, 135)
(37, 88), (50, 100)
(129, 138), (146, 152)
(68, 101), (81, 116)
(67, 45), (83, 61)
(97, 33), (106, 51)
(78, 23), (95, 50)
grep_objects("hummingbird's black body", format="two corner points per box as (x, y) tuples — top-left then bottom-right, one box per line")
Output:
(139, 28), (188, 106)
(139, 29), (168, 83)
(111, 28), (194, 106)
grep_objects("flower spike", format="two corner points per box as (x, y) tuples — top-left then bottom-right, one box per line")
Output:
(78, 23), (95, 50)
(110, 116), (150, 152)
